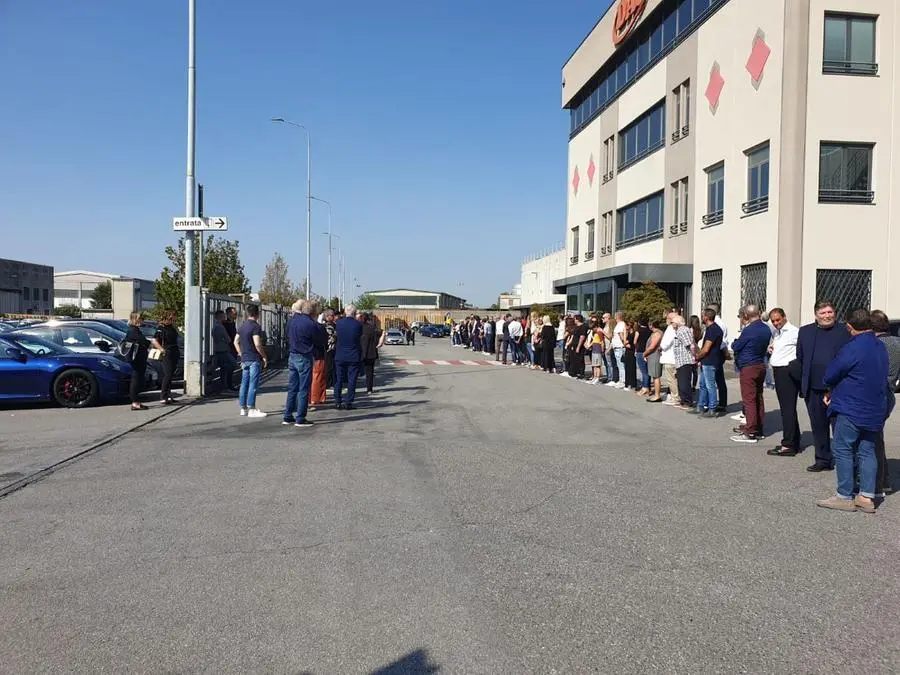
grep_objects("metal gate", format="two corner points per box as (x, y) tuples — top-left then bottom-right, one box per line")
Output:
(200, 292), (289, 395)
(815, 269), (872, 320)
(740, 263), (767, 312)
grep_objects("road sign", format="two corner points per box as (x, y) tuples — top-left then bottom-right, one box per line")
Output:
(172, 216), (229, 231)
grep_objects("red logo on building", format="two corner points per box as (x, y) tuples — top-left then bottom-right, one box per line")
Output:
(612, 0), (647, 46)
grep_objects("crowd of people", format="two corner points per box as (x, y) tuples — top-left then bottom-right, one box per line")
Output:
(222, 301), (386, 426)
(446, 302), (899, 512)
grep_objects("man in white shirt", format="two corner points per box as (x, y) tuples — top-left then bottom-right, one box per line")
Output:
(610, 311), (627, 388)
(494, 316), (506, 361)
(659, 312), (679, 404)
(507, 316), (524, 365)
(767, 307), (802, 456)
(708, 302), (729, 413)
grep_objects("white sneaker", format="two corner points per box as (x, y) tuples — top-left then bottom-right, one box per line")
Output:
(605, 381), (617, 387)
(560, 372), (571, 377)
(731, 413), (746, 422)
(248, 409), (268, 418)
(239, 408), (248, 416)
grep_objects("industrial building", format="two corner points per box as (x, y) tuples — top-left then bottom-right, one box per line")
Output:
(365, 289), (467, 310)
(0, 258), (54, 315)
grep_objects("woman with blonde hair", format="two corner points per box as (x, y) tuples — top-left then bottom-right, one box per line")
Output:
(540, 315), (556, 373)
(531, 315), (544, 370)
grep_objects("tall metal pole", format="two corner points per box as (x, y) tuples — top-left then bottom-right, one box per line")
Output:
(183, 0), (200, 397)
(271, 118), (311, 299)
(197, 183), (204, 287)
(310, 196), (334, 302)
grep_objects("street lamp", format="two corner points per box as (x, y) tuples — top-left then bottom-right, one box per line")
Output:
(270, 117), (311, 299)
(310, 196), (335, 302)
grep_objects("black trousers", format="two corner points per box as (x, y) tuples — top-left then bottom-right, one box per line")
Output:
(624, 349), (638, 389)
(161, 353), (178, 400)
(773, 366), (801, 450)
(534, 344), (543, 368)
(676, 364), (694, 405)
(805, 389), (833, 468)
(362, 357), (376, 392)
(130, 361), (146, 404)
(567, 348), (584, 378)
(325, 351), (335, 388)
(715, 363), (728, 411)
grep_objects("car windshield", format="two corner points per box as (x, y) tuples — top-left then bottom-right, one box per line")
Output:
(6, 333), (72, 356)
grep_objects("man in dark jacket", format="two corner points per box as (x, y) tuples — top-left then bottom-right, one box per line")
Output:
(796, 300), (851, 472)
(284, 299), (325, 427)
(729, 304), (772, 443)
(334, 304), (363, 410)
(816, 309), (889, 513)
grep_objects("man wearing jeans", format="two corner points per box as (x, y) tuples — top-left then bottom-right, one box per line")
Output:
(817, 309), (889, 513)
(691, 308), (723, 417)
(729, 305), (771, 443)
(284, 299), (325, 428)
(234, 303), (268, 418)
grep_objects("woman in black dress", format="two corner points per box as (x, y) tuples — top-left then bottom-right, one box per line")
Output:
(153, 310), (181, 404)
(623, 320), (638, 390)
(125, 312), (150, 410)
(540, 315), (557, 373)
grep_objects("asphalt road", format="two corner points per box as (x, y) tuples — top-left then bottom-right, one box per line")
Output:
(1, 340), (897, 673)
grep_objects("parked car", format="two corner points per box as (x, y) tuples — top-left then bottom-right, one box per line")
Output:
(17, 323), (159, 391)
(385, 329), (405, 346)
(0, 322), (15, 334)
(0, 332), (131, 408)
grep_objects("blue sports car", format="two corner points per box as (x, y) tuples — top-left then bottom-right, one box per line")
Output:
(0, 332), (132, 408)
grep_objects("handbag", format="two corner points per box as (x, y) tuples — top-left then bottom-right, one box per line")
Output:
(148, 348), (165, 361)
(116, 340), (138, 363)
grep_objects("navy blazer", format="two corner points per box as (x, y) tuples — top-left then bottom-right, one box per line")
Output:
(796, 322), (851, 398)
(334, 316), (363, 363)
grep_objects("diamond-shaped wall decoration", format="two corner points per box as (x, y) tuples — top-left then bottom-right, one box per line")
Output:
(705, 62), (724, 114)
(587, 155), (596, 186)
(572, 166), (580, 195)
(746, 31), (771, 89)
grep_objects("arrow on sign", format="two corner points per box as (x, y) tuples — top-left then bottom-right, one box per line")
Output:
(213, 218), (225, 229)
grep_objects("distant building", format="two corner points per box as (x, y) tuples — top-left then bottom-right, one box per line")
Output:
(520, 248), (567, 309)
(365, 289), (467, 310)
(54, 270), (157, 319)
(0, 258), (54, 315)
(497, 293), (521, 311)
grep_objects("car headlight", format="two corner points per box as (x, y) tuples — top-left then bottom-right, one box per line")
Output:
(98, 358), (124, 372)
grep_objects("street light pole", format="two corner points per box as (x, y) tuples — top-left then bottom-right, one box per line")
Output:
(270, 117), (311, 299)
(310, 196), (334, 302)
(183, 0), (201, 397)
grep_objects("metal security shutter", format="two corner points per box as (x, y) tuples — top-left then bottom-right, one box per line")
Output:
(740, 263), (767, 312)
(701, 269), (722, 313)
(815, 269), (872, 320)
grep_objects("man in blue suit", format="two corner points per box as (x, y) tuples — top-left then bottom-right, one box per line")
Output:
(796, 300), (851, 472)
(334, 304), (363, 410)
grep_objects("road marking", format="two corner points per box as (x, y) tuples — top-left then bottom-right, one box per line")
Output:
(385, 359), (500, 367)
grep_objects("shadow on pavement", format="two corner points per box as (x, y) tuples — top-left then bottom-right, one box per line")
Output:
(371, 648), (440, 674)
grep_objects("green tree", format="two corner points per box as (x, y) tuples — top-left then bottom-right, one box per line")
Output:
(89, 281), (112, 310)
(531, 303), (560, 326)
(258, 252), (304, 306)
(155, 235), (251, 323)
(621, 280), (674, 323)
(488, 303), (501, 311)
(355, 293), (378, 310)
(327, 296), (344, 312)
(54, 304), (83, 318)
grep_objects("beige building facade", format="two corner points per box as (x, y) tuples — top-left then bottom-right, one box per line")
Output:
(520, 248), (567, 308)
(558, 0), (894, 335)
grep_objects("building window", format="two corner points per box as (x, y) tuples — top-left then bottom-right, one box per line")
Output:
(600, 211), (614, 255)
(585, 220), (596, 261)
(815, 269), (872, 320)
(743, 142), (770, 215)
(603, 136), (615, 183)
(701, 269), (723, 313)
(616, 191), (664, 249)
(570, 226), (580, 264)
(568, 0), (725, 137)
(740, 262), (767, 311)
(823, 14), (877, 75)
(618, 100), (665, 171)
(703, 162), (725, 226)
(672, 80), (690, 141)
(669, 178), (689, 235)
(819, 142), (874, 203)
(42, 288), (49, 302)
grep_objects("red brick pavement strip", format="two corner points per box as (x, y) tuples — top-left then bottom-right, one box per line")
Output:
(382, 359), (504, 367)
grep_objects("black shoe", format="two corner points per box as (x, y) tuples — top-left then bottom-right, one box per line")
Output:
(346, 404), (355, 410)
(702, 410), (721, 419)
(686, 408), (701, 415)
(294, 420), (314, 428)
(337, 403), (346, 410)
(806, 464), (833, 472)
(715, 407), (727, 414)
(767, 445), (797, 457)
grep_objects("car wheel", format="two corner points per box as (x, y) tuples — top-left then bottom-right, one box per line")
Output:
(52, 368), (99, 408)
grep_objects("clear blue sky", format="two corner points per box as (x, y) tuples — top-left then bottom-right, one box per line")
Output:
(0, 0), (610, 307)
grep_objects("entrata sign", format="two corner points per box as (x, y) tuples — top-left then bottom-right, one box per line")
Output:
(612, 0), (647, 46)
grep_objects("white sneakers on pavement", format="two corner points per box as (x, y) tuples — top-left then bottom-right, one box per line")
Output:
(240, 408), (267, 418)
